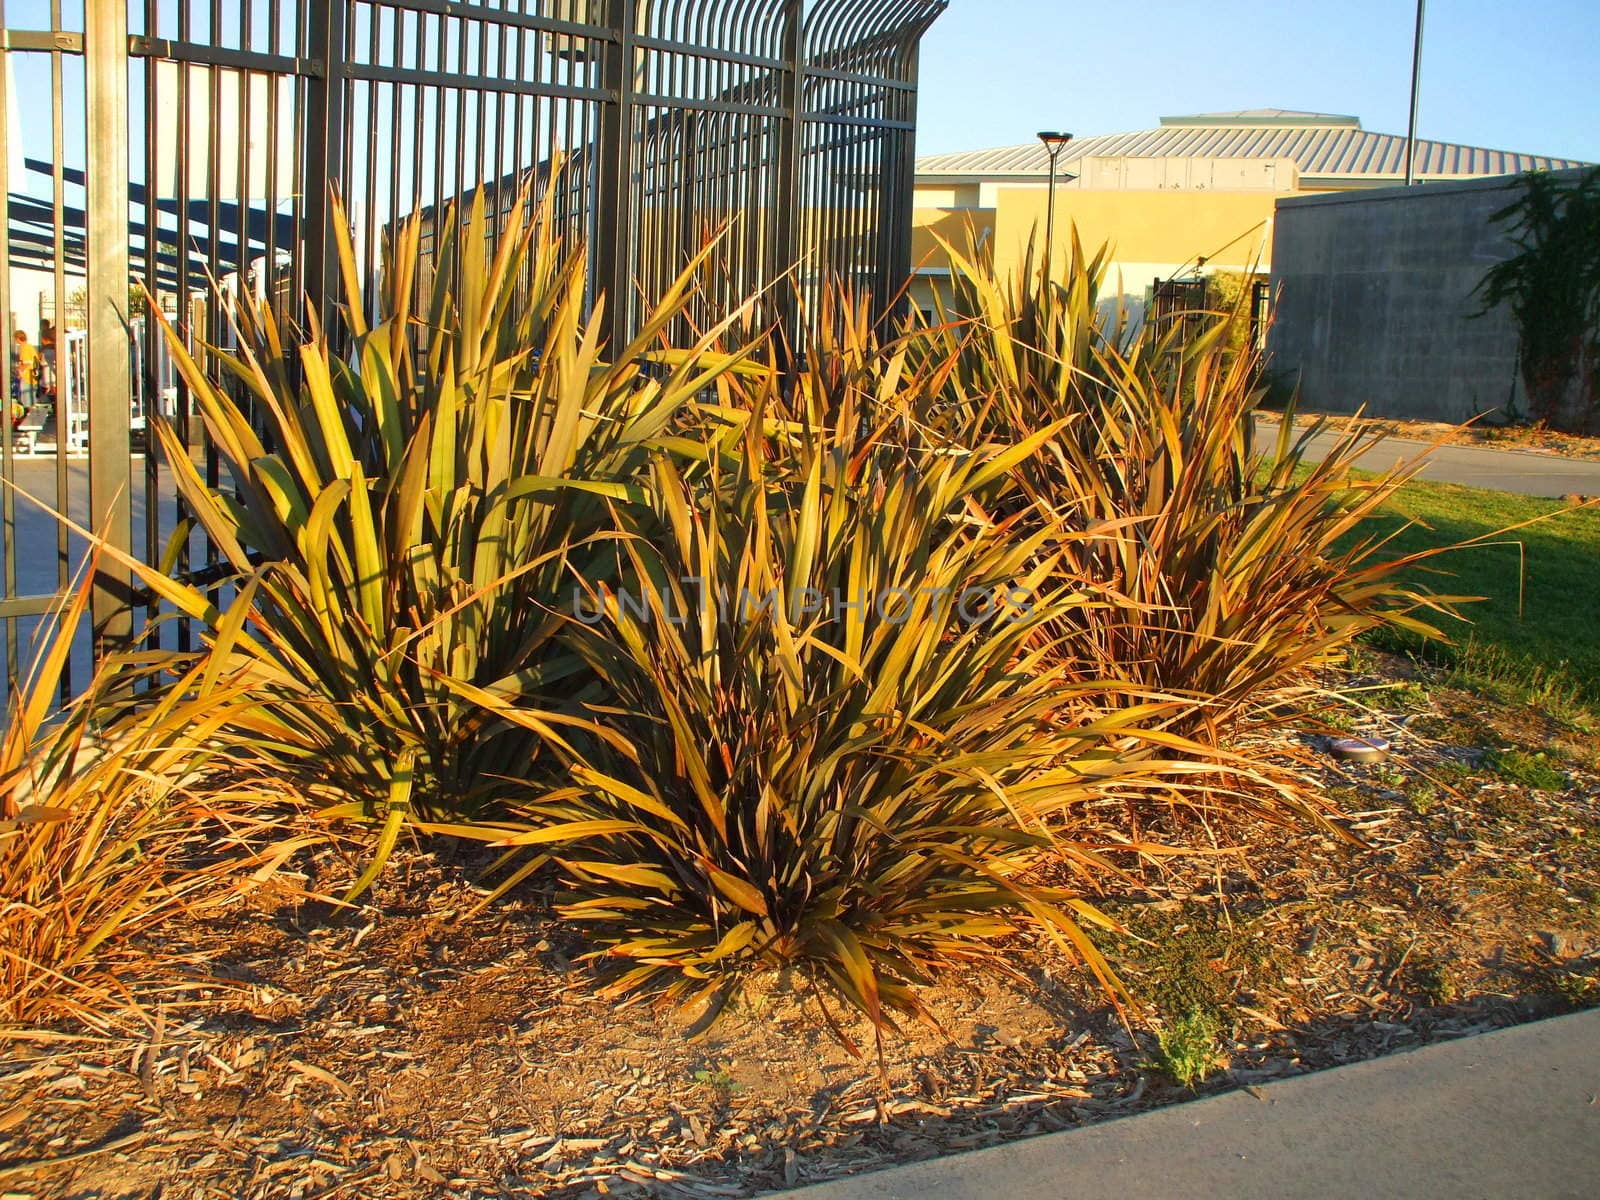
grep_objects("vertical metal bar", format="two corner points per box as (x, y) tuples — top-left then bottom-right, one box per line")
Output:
(289, 2), (308, 321)
(265, 0), (283, 329)
(453, 6), (469, 243)
(84, 0), (134, 649)
(511, 0), (526, 210)
(339, 5), (359, 318)
(304, 0), (349, 329)
(430, 12), (447, 257)
(493, 4), (508, 224)
(410, 9), (425, 246)
(388, 6), (405, 245)
(0, 1), (13, 687)
(597, 0), (638, 348)
(238, 3), (254, 291)
(889, 44), (920, 319)
(142, 0), (162, 645)
(204, 0), (223, 593)
(49, 2), (71, 682)
(174, 0), (195, 651)
(361, 4), (381, 308)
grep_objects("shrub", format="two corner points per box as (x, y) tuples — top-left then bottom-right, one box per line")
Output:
(0, 563), (289, 1029)
(500, 403), (1193, 1044)
(914, 233), (1464, 747)
(23, 212), (1479, 1043)
(130, 189), (754, 893)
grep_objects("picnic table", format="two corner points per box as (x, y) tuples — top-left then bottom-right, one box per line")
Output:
(13, 405), (46, 454)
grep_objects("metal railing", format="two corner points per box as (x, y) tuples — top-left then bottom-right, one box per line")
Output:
(0, 0), (946, 701)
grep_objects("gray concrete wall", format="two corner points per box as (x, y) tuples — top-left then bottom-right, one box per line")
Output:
(1267, 170), (1588, 422)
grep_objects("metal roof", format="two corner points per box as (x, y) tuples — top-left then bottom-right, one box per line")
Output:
(916, 112), (1590, 184)
(1160, 109), (1361, 127)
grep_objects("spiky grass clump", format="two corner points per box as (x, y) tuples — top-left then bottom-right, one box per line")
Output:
(917, 233), (1463, 744)
(0, 566), (291, 1031)
(126, 189), (757, 895)
(499, 397), (1199, 1043)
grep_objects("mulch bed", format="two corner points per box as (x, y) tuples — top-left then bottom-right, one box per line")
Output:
(3, 655), (1597, 1200)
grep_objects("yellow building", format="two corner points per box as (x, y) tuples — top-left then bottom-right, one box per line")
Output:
(911, 109), (1587, 320)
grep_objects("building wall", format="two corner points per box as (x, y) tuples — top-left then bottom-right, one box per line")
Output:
(911, 207), (993, 266)
(907, 187), (1279, 318)
(1266, 172), (1575, 421)
(991, 188), (1278, 279)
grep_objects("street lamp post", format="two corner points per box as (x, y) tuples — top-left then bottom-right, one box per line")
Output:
(1404, 0), (1426, 185)
(1036, 130), (1073, 288)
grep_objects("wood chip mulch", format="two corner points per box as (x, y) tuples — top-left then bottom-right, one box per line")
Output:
(3, 656), (1596, 1199)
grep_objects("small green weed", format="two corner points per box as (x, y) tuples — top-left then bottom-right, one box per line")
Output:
(1371, 764), (1408, 791)
(1324, 785), (1367, 810)
(1410, 960), (1458, 1005)
(1386, 680), (1432, 710)
(1481, 789), (1537, 821)
(1434, 757), (1483, 786)
(1548, 970), (1596, 1009)
(1412, 711), (1493, 746)
(1317, 707), (1360, 733)
(692, 1066), (739, 1102)
(1114, 907), (1281, 1020)
(1486, 749), (1569, 791)
(1554, 738), (1599, 771)
(1404, 779), (1442, 815)
(1151, 1009), (1221, 1089)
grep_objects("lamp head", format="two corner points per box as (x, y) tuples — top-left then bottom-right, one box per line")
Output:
(1036, 131), (1074, 147)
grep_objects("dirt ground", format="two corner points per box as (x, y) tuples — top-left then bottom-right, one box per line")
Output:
(3, 655), (1597, 1200)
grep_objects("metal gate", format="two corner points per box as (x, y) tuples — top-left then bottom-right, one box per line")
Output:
(0, 0), (946, 701)
(1249, 276), (1272, 353)
(1150, 275), (1209, 344)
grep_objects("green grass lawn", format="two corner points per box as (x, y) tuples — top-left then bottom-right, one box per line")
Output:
(1358, 479), (1600, 714)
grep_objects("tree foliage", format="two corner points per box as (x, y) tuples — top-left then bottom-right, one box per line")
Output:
(1476, 167), (1600, 433)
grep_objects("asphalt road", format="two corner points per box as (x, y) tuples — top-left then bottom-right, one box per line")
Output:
(1262, 418), (1600, 499)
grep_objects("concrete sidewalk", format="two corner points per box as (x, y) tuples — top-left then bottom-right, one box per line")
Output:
(1260, 418), (1600, 499)
(774, 1009), (1600, 1200)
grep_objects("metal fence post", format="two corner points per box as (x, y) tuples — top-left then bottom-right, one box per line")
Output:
(304, 0), (347, 333)
(597, 0), (639, 350)
(773, 0), (805, 358)
(84, 0), (133, 648)
(885, 43), (922, 319)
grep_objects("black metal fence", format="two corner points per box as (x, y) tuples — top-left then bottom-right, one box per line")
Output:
(1150, 275), (1210, 344)
(1249, 277), (1272, 353)
(0, 0), (945, 699)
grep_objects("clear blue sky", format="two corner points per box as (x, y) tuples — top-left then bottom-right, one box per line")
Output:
(915, 0), (1600, 163)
